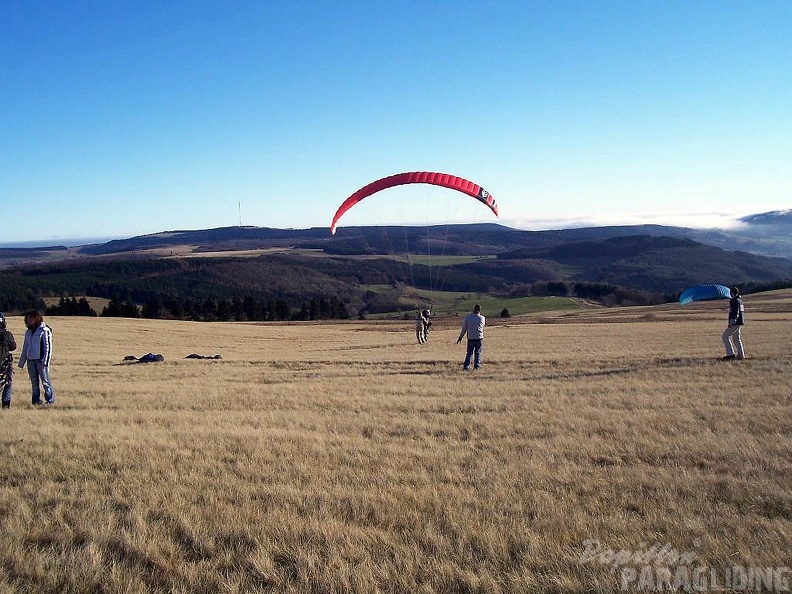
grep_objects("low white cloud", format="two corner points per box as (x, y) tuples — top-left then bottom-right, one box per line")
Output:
(503, 210), (752, 231)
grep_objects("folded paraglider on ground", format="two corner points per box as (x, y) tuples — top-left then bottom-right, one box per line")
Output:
(122, 353), (165, 363)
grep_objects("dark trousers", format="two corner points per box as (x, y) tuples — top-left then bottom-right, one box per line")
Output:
(464, 339), (483, 369)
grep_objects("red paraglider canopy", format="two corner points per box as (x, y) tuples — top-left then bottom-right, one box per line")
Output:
(330, 171), (498, 235)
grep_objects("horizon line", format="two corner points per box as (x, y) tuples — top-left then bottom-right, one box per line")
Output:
(1, 210), (784, 249)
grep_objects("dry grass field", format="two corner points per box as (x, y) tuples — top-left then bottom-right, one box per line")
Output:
(1, 291), (791, 593)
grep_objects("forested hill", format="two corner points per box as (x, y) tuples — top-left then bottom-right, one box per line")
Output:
(71, 211), (792, 261)
(1, 228), (791, 319)
(79, 226), (331, 256)
(496, 235), (792, 292)
(2, 214), (791, 319)
(4, 210), (792, 261)
(72, 223), (718, 257)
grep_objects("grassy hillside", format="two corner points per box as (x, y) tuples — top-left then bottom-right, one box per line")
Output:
(1, 290), (790, 592)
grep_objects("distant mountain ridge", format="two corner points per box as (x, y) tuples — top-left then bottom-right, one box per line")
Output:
(1, 211), (791, 318)
(739, 209), (792, 226)
(62, 209), (792, 261)
(3, 209), (792, 258)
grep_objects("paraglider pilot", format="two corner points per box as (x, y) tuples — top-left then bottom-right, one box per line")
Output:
(415, 309), (431, 344)
(722, 287), (745, 360)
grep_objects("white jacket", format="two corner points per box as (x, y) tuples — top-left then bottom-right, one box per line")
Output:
(18, 323), (53, 367)
(458, 313), (485, 341)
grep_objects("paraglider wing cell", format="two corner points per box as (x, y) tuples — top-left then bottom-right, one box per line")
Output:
(679, 284), (731, 305)
(330, 171), (499, 234)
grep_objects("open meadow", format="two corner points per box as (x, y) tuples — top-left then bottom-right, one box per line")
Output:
(1, 291), (791, 593)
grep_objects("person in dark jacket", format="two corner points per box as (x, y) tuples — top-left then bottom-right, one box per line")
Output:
(18, 310), (54, 405)
(722, 287), (745, 360)
(0, 313), (17, 409)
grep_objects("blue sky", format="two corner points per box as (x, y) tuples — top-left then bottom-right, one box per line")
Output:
(1, 1), (790, 244)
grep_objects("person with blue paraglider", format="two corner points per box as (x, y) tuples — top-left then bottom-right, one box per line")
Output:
(722, 287), (746, 360)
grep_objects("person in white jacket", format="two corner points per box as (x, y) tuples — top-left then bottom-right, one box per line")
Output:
(456, 304), (485, 370)
(18, 310), (54, 405)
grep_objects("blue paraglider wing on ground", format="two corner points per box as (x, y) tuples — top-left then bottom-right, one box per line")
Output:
(679, 284), (731, 305)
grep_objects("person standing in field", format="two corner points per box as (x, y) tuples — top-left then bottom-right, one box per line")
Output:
(457, 304), (485, 370)
(415, 308), (431, 344)
(18, 310), (55, 405)
(722, 286), (745, 361)
(0, 313), (17, 409)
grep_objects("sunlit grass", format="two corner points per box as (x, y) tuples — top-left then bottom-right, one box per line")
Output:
(1, 290), (790, 593)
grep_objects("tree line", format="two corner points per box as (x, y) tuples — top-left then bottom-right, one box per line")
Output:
(31, 277), (792, 321)
(4, 249), (791, 319)
(45, 294), (350, 322)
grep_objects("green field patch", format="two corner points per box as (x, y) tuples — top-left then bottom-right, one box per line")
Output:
(367, 287), (583, 318)
(404, 254), (497, 266)
(359, 284), (397, 295)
